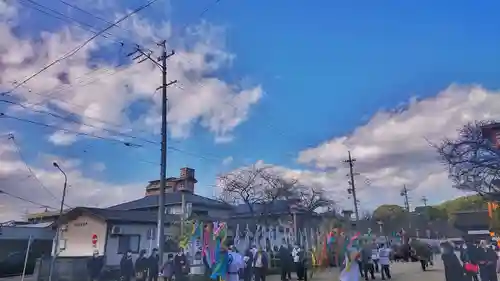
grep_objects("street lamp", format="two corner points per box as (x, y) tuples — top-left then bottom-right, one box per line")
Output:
(48, 162), (68, 281)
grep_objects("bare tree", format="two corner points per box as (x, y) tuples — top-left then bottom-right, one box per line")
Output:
(434, 121), (500, 194)
(217, 165), (268, 216)
(294, 185), (335, 214)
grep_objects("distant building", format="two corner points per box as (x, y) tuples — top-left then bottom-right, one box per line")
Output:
(53, 207), (180, 265)
(453, 210), (491, 240)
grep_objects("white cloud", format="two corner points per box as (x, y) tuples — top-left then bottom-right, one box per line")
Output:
(0, 1), (263, 145)
(0, 137), (144, 222)
(0, 1), (263, 220)
(48, 131), (78, 146)
(293, 84), (500, 209)
(221, 85), (497, 210)
(221, 156), (233, 166)
(91, 162), (106, 172)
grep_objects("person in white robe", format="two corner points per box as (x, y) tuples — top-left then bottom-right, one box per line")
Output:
(228, 246), (245, 281)
(339, 248), (360, 281)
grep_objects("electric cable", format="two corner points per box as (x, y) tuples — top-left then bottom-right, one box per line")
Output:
(18, 0), (125, 46)
(0, 99), (159, 145)
(2, 0), (160, 95)
(0, 113), (143, 147)
(0, 189), (58, 210)
(8, 134), (72, 208)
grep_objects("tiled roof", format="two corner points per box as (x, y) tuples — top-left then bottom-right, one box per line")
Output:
(60, 207), (179, 224)
(107, 191), (232, 211)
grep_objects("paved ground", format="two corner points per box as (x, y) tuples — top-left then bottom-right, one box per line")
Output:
(301, 259), (446, 281)
(0, 261), (446, 281)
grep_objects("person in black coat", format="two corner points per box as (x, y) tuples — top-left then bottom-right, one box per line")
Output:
(174, 247), (189, 281)
(478, 241), (498, 281)
(87, 250), (104, 281)
(135, 250), (149, 281)
(461, 241), (480, 281)
(243, 248), (254, 281)
(120, 250), (134, 281)
(148, 248), (160, 281)
(278, 244), (292, 281)
(441, 242), (466, 281)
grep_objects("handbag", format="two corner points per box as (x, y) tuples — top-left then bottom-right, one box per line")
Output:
(464, 262), (479, 273)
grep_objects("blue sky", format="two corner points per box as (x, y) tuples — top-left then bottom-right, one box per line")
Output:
(1, 0), (500, 219)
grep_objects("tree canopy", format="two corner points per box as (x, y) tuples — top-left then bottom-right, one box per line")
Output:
(217, 165), (335, 217)
(373, 204), (406, 222)
(435, 121), (500, 194)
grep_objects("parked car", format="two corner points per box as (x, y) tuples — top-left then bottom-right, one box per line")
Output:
(0, 251), (36, 277)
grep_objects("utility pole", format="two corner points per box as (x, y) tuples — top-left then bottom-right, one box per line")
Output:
(421, 196), (428, 207)
(401, 185), (410, 212)
(344, 151), (359, 222)
(130, 41), (176, 266)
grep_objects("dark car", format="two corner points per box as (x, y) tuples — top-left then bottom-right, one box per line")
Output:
(0, 251), (36, 277)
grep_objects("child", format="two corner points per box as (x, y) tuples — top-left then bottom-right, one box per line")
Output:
(161, 254), (174, 281)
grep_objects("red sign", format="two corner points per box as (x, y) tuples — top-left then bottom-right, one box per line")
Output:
(91, 234), (98, 246)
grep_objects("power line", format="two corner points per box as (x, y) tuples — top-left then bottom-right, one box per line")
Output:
(7, 134), (72, 208)
(0, 189), (57, 210)
(18, 0), (125, 46)
(0, 99), (158, 145)
(2, 0), (160, 96)
(0, 113), (143, 147)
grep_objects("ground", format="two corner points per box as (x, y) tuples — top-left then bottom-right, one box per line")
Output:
(0, 260), (447, 281)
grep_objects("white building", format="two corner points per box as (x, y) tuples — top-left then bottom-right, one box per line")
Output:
(54, 207), (180, 266)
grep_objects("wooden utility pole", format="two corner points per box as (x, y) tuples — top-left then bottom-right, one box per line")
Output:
(344, 151), (359, 222)
(130, 41), (177, 266)
(421, 196), (428, 207)
(401, 185), (410, 212)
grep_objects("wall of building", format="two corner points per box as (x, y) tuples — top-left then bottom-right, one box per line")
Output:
(0, 225), (54, 240)
(57, 214), (107, 257)
(104, 224), (178, 266)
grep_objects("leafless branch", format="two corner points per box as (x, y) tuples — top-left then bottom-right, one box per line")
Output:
(433, 120), (500, 194)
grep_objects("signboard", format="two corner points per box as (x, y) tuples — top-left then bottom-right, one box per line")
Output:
(91, 234), (98, 248)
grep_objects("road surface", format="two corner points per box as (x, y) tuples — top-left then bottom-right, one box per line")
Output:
(304, 259), (446, 281)
(0, 261), (447, 281)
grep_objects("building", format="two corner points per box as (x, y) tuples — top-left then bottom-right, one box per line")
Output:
(54, 207), (180, 266)
(0, 221), (54, 260)
(453, 210), (491, 240)
(30, 166), (326, 259)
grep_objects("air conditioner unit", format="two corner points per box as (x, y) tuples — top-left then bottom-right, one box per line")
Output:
(111, 225), (123, 235)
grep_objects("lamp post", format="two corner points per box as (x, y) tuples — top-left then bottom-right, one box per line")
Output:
(48, 162), (68, 281)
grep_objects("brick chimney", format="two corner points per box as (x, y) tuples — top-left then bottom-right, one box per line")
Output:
(144, 167), (197, 196)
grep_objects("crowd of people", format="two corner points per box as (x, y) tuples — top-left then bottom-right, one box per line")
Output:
(86, 247), (189, 281)
(442, 239), (499, 281)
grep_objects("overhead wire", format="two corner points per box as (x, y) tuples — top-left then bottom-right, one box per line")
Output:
(7, 134), (72, 208)
(2, 0), (160, 95)
(18, 0), (125, 46)
(0, 189), (58, 210)
(2, 0), (224, 142)
(0, 113), (143, 147)
(0, 99), (159, 145)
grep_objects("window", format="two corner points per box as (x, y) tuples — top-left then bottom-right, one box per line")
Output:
(117, 235), (141, 254)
